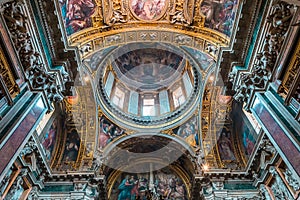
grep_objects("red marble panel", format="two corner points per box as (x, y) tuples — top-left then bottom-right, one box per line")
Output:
(253, 102), (300, 176)
(0, 98), (45, 174)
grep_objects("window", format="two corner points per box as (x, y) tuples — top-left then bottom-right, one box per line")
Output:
(173, 87), (185, 108)
(112, 87), (125, 109)
(142, 98), (155, 116)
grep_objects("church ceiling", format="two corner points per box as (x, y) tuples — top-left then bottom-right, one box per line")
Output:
(1, 0), (259, 187)
(36, 0), (256, 175)
(2, 0), (300, 199)
(56, 0), (241, 62)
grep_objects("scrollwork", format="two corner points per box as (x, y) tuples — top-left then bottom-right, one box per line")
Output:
(74, 182), (87, 191)
(104, 0), (127, 26)
(108, 10), (127, 26)
(170, 10), (188, 24)
(5, 175), (24, 200)
(19, 140), (37, 157)
(231, 1), (293, 104)
(259, 184), (272, 200)
(169, 0), (192, 25)
(212, 181), (224, 190)
(195, 150), (205, 174)
(269, 166), (293, 200)
(27, 186), (38, 200)
(283, 168), (300, 191)
(174, 34), (192, 44)
(91, 151), (105, 175)
(1, 1), (65, 107)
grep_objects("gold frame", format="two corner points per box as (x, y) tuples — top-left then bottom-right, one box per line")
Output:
(128, 0), (170, 22)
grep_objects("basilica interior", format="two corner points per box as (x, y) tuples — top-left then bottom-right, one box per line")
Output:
(0, 0), (300, 199)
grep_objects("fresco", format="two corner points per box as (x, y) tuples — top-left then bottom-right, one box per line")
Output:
(40, 119), (58, 161)
(182, 46), (215, 70)
(218, 94), (232, 105)
(236, 113), (258, 158)
(98, 116), (125, 149)
(114, 48), (183, 90)
(62, 129), (81, 161)
(241, 120), (256, 157)
(110, 168), (187, 200)
(173, 116), (199, 148)
(130, 0), (167, 21)
(217, 128), (236, 161)
(200, 0), (238, 37)
(59, 0), (96, 36)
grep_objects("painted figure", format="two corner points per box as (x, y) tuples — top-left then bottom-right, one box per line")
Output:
(42, 120), (57, 160)
(61, 0), (95, 35)
(131, 0), (166, 20)
(98, 117), (125, 149)
(112, 172), (187, 200)
(200, 0), (238, 36)
(241, 122), (257, 157)
(64, 129), (80, 161)
(98, 118), (114, 148)
(118, 175), (134, 200)
(177, 117), (199, 148)
(217, 131), (235, 160)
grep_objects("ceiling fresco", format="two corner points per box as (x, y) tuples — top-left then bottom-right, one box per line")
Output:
(46, 80), (255, 174)
(84, 45), (117, 71)
(39, 116), (59, 163)
(50, 85), (98, 171)
(199, 81), (254, 170)
(2, 0), (300, 199)
(112, 45), (184, 90)
(59, 0), (96, 36)
(172, 114), (200, 149)
(58, 0), (240, 40)
(200, 0), (238, 37)
(130, 0), (168, 21)
(55, 0), (240, 64)
(98, 115), (126, 150)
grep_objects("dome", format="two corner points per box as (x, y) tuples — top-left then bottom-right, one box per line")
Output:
(97, 43), (202, 129)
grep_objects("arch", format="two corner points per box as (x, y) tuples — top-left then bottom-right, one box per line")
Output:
(100, 133), (198, 199)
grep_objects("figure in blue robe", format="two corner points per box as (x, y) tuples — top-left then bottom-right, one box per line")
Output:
(118, 175), (134, 200)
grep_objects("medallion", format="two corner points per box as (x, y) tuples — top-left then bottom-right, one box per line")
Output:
(130, 0), (167, 21)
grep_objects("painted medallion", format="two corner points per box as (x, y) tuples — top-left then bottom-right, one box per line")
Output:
(130, 0), (167, 21)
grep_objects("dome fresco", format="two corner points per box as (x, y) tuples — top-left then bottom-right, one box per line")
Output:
(113, 47), (184, 91)
(98, 43), (201, 128)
